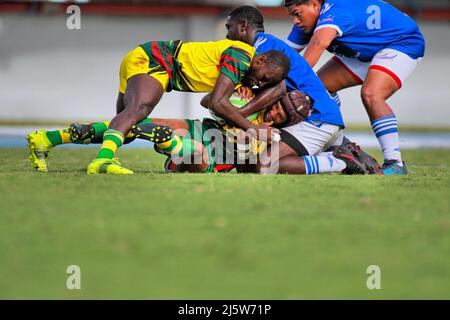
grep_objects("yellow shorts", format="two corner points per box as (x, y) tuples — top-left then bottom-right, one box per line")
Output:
(118, 46), (169, 94)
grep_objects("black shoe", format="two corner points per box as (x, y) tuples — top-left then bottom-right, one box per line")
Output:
(324, 136), (352, 152)
(131, 123), (173, 143)
(69, 122), (95, 143)
(332, 145), (367, 175)
(345, 142), (383, 174)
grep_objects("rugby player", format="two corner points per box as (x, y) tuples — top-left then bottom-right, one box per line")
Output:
(133, 94), (299, 174)
(24, 90), (307, 174)
(25, 88), (378, 175)
(221, 6), (381, 175)
(284, 0), (425, 174)
(132, 89), (379, 175)
(27, 38), (291, 174)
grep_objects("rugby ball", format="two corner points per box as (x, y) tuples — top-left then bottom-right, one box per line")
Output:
(209, 92), (259, 124)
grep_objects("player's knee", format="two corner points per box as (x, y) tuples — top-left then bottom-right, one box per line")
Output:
(123, 102), (153, 123)
(136, 103), (153, 118)
(361, 87), (383, 107)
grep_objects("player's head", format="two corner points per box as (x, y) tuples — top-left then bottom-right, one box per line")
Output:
(226, 6), (265, 43)
(265, 90), (312, 128)
(246, 50), (291, 89)
(264, 101), (288, 127)
(284, 0), (324, 34)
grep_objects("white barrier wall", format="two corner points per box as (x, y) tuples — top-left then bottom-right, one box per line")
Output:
(0, 14), (449, 127)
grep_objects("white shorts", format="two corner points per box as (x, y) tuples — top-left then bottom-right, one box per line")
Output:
(281, 121), (344, 156)
(332, 48), (422, 88)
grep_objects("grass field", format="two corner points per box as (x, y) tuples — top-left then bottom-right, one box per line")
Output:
(0, 147), (449, 299)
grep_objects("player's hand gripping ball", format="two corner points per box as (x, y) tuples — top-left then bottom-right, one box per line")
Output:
(209, 92), (259, 124)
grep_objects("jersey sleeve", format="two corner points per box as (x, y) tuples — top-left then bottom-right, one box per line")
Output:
(315, 5), (355, 37)
(219, 46), (252, 86)
(285, 24), (311, 50)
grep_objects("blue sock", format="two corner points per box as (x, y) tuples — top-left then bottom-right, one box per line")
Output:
(371, 114), (402, 164)
(303, 154), (346, 175)
(330, 93), (341, 108)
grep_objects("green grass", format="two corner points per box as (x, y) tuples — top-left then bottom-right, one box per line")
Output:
(0, 148), (449, 299)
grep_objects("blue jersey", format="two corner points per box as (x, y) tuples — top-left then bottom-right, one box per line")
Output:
(254, 32), (344, 127)
(287, 0), (425, 62)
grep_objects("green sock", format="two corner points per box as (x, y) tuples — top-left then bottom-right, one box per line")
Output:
(91, 121), (110, 142)
(139, 118), (152, 125)
(96, 129), (124, 160)
(91, 118), (152, 143)
(157, 136), (195, 157)
(45, 129), (71, 146)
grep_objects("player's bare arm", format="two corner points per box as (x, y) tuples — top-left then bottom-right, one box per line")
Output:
(209, 74), (280, 143)
(239, 81), (287, 118)
(201, 81), (285, 116)
(209, 74), (257, 131)
(302, 28), (337, 67)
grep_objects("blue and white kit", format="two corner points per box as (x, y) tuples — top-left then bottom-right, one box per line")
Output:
(286, 0), (425, 87)
(253, 32), (344, 155)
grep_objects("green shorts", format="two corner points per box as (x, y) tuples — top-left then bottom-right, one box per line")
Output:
(185, 119), (216, 173)
(162, 118), (237, 173)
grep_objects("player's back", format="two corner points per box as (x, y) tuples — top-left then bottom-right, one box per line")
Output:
(330, 0), (420, 34)
(176, 39), (255, 92)
(320, 0), (425, 60)
(254, 32), (344, 128)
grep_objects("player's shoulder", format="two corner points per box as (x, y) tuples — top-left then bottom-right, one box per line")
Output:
(216, 39), (255, 54)
(322, 0), (352, 9)
(319, 0), (352, 16)
(257, 32), (285, 45)
(254, 32), (288, 51)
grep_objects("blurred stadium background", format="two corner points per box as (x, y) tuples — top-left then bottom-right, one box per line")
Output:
(1, 1), (449, 300)
(0, 0), (449, 129)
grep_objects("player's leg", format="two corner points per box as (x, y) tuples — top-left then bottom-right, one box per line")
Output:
(116, 92), (125, 114)
(26, 94), (149, 172)
(256, 122), (319, 174)
(362, 49), (420, 175)
(317, 57), (364, 106)
(170, 138), (210, 173)
(317, 57), (364, 94)
(278, 150), (367, 175)
(276, 154), (346, 174)
(69, 93), (131, 144)
(88, 41), (183, 174)
(257, 122), (366, 175)
(27, 91), (133, 172)
(87, 74), (164, 174)
(75, 93), (127, 144)
(169, 120), (210, 173)
(361, 70), (406, 174)
(132, 118), (193, 155)
(69, 116), (190, 151)
(255, 141), (298, 174)
(26, 127), (72, 172)
(256, 142), (365, 175)
(135, 119), (209, 173)
(28, 39), (162, 173)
